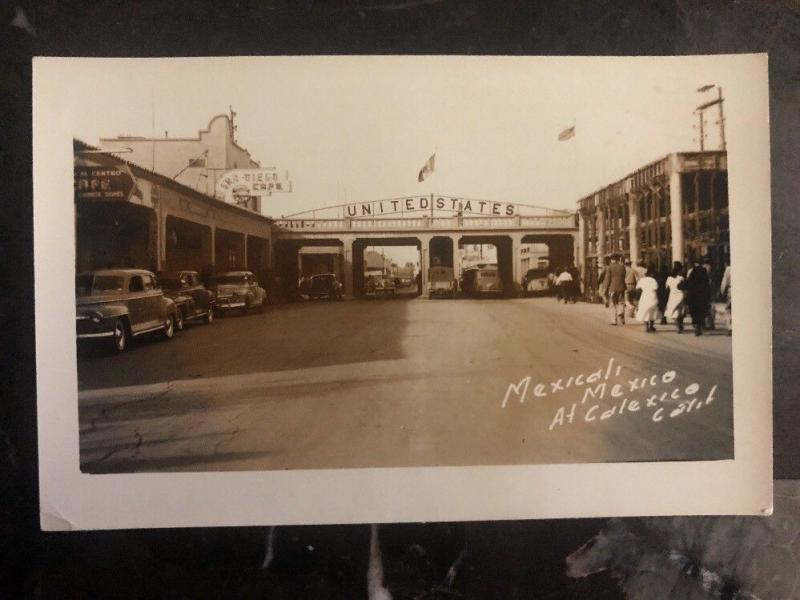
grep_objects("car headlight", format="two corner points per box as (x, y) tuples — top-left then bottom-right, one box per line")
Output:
(91, 311), (103, 324)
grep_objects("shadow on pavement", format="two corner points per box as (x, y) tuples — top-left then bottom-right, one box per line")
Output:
(77, 299), (412, 390)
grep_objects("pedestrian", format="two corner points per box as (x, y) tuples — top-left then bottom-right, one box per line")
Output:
(685, 258), (711, 336)
(702, 256), (717, 331)
(556, 267), (574, 303)
(623, 258), (639, 318)
(655, 264), (670, 325)
(602, 254), (627, 325)
(720, 262), (732, 335)
(665, 262), (686, 333)
(634, 259), (647, 280)
(568, 265), (582, 302)
(635, 266), (660, 332)
(597, 257), (609, 305)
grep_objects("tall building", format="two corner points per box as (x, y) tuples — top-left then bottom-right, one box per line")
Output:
(99, 112), (264, 212)
(577, 151), (728, 293)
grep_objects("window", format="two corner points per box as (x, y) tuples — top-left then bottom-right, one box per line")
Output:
(142, 275), (155, 291)
(129, 276), (144, 292)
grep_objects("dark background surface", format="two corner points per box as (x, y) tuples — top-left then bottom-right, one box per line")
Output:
(1, 1), (798, 597)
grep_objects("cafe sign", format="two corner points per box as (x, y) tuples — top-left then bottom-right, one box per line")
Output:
(344, 196), (517, 218)
(74, 166), (136, 202)
(216, 168), (292, 205)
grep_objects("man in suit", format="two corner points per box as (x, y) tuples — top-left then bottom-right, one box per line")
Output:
(602, 254), (628, 325)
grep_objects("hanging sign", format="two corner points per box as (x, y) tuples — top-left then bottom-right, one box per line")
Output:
(74, 166), (135, 202)
(216, 168), (292, 205)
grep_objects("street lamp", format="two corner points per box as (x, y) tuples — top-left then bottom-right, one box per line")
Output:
(694, 84), (726, 152)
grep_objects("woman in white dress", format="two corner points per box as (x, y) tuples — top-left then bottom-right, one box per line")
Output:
(635, 267), (660, 333)
(665, 263), (686, 333)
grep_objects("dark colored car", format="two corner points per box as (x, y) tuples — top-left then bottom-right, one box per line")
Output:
(75, 269), (179, 352)
(208, 271), (267, 315)
(304, 273), (343, 300)
(157, 270), (215, 329)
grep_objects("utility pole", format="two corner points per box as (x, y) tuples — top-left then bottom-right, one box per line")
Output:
(695, 85), (726, 151)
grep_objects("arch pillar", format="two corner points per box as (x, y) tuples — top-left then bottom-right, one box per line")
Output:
(510, 233), (524, 284)
(417, 233), (433, 292)
(341, 235), (356, 298)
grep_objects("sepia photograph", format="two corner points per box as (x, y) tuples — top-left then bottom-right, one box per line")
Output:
(34, 54), (771, 527)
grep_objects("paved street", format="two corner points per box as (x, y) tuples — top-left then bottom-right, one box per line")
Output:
(78, 296), (733, 473)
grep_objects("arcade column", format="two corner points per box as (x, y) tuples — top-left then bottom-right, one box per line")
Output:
(209, 227), (215, 271)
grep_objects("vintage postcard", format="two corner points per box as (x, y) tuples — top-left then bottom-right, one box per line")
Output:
(34, 55), (772, 529)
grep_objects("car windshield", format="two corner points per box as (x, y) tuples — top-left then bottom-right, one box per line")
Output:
(211, 275), (248, 285)
(76, 274), (125, 296)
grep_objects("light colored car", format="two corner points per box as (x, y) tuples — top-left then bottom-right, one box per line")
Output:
(75, 269), (179, 352)
(522, 268), (551, 296)
(376, 277), (396, 294)
(473, 267), (504, 295)
(428, 266), (457, 298)
(208, 271), (267, 315)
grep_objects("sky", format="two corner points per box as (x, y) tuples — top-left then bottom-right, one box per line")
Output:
(56, 56), (739, 266)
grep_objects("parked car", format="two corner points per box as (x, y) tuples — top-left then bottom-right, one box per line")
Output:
(428, 266), (457, 298)
(522, 267), (551, 296)
(303, 273), (343, 300)
(475, 267), (504, 295)
(157, 270), (215, 329)
(207, 271), (267, 315)
(75, 269), (179, 353)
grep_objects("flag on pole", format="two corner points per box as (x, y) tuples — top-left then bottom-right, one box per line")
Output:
(417, 152), (436, 182)
(558, 125), (576, 141)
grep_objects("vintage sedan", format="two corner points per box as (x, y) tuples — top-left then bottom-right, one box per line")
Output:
(157, 270), (215, 329)
(303, 273), (343, 301)
(208, 271), (267, 315)
(75, 269), (179, 352)
(522, 267), (552, 296)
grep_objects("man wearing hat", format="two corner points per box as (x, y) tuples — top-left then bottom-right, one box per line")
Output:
(623, 258), (639, 318)
(685, 257), (712, 335)
(601, 254), (628, 325)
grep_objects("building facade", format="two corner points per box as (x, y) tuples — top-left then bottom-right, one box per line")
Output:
(74, 140), (273, 283)
(577, 151), (728, 294)
(99, 113), (264, 213)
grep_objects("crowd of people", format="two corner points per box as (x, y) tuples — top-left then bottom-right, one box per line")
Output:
(592, 254), (732, 336)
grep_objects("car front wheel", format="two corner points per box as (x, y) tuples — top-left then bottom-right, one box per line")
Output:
(175, 309), (185, 331)
(204, 309), (214, 324)
(162, 314), (175, 339)
(112, 319), (127, 353)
